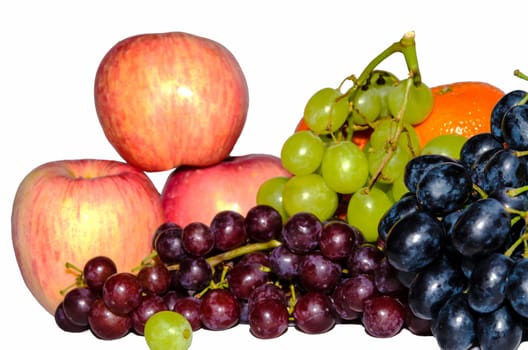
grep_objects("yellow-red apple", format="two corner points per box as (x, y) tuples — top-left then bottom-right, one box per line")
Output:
(11, 159), (166, 314)
(161, 154), (291, 227)
(94, 31), (249, 172)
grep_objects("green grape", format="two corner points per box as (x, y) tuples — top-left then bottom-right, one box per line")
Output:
(346, 187), (393, 242)
(391, 173), (409, 201)
(351, 87), (382, 125)
(367, 145), (412, 184)
(282, 173), (338, 222)
(256, 176), (289, 222)
(397, 123), (421, 156)
(365, 70), (400, 118)
(280, 130), (326, 175)
(303, 87), (349, 134)
(369, 118), (399, 149)
(387, 78), (434, 125)
(321, 140), (368, 194)
(144, 311), (192, 350)
(421, 134), (467, 160)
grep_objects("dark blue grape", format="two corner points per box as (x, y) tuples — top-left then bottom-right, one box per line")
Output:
(459, 132), (503, 169)
(384, 211), (444, 272)
(416, 161), (472, 216)
(476, 304), (523, 350)
(502, 103), (528, 151)
(490, 89), (527, 141)
(470, 147), (502, 188)
(431, 293), (476, 350)
(467, 252), (513, 314)
(451, 198), (510, 258)
(377, 194), (420, 241)
(403, 154), (455, 193)
(506, 258), (528, 318)
(480, 149), (528, 193)
(407, 257), (466, 320)
(489, 186), (528, 213)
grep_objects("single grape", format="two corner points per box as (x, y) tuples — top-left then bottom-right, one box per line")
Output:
(346, 187), (393, 242)
(177, 256), (213, 291)
(367, 144), (412, 184)
(172, 297), (202, 331)
(62, 287), (96, 327)
(293, 292), (335, 334)
(321, 140), (369, 193)
(227, 262), (269, 300)
(244, 204), (283, 242)
(490, 89), (527, 141)
(182, 222), (215, 257)
(55, 302), (89, 333)
(144, 311), (193, 350)
(502, 103), (528, 150)
(248, 299), (289, 339)
(269, 244), (302, 280)
(430, 293), (476, 350)
(403, 154), (455, 193)
(476, 304), (522, 350)
(505, 258), (528, 318)
(479, 149), (528, 193)
(303, 87), (349, 134)
(282, 173), (338, 222)
(256, 176), (289, 222)
(131, 294), (168, 335)
(378, 193), (420, 241)
(319, 220), (358, 261)
(347, 243), (384, 275)
(137, 263), (171, 296)
(153, 223), (186, 265)
(459, 132), (503, 169)
(421, 134), (467, 160)
(387, 79), (434, 125)
(200, 289), (240, 330)
(210, 210), (247, 251)
(362, 295), (405, 338)
(351, 86), (382, 125)
(298, 252), (341, 294)
(102, 272), (143, 315)
(83, 256), (117, 295)
(373, 257), (406, 296)
(281, 130), (326, 175)
(332, 274), (379, 314)
(281, 211), (322, 254)
(88, 298), (131, 340)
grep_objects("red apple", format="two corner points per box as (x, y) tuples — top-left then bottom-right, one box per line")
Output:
(94, 31), (249, 172)
(161, 154), (291, 227)
(11, 159), (166, 314)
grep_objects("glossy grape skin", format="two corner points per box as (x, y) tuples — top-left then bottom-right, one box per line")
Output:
(451, 198), (510, 258)
(506, 258), (528, 318)
(153, 223), (186, 265)
(62, 287), (96, 327)
(361, 295), (406, 338)
(281, 212), (322, 254)
(351, 86), (382, 125)
(244, 204), (283, 242)
(321, 140), (369, 193)
(407, 257), (466, 320)
(476, 304), (523, 350)
(378, 194), (420, 241)
(227, 262), (269, 300)
(210, 210), (248, 251)
(144, 310), (193, 350)
(430, 293), (476, 350)
(303, 87), (349, 134)
(281, 130), (326, 175)
(459, 132), (503, 169)
(256, 176), (289, 222)
(177, 256), (213, 291)
(373, 258), (406, 296)
(489, 186), (528, 213)
(137, 263), (171, 296)
(490, 89), (527, 141)
(502, 103), (528, 150)
(293, 292), (335, 334)
(88, 298), (131, 340)
(248, 299), (289, 339)
(469, 147), (502, 188)
(467, 253), (513, 314)
(200, 289), (240, 331)
(415, 161), (472, 216)
(269, 245), (302, 280)
(384, 210), (444, 272)
(298, 252), (341, 294)
(102, 272), (143, 315)
(282, 173), (338, 222)
(55, 302), (89, 333)
(346, 187), (393, 242)
(480, 149), (528, 193)
(319, 220), (358, 261)
(131, 294), (168, 335)
(82, 256), (117, 294)
(347, 243), (384, 275)
(172, 297), (202, 331)
(404, 154), (455, 193)
(333, 274), (379, 313)
(182, 222), (215, 257)
(387, 79), (434, 125)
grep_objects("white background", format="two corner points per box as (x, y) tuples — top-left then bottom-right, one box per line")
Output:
(2, 1), (528, 349)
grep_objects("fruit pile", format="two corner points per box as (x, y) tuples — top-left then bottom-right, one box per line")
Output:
(12, 28), (528, 350)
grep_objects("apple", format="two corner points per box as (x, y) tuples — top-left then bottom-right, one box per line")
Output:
(161, 154), (291, 227)
(94, 31), (249, 172)
(11, 159), (166, 315)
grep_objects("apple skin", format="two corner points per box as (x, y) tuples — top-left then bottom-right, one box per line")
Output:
(94, 32), (249, 172)
(11, 159), (166, 315)
(161, 154), (291, 227)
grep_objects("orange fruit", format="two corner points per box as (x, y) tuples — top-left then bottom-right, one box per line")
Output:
(413, 81), (504, 148)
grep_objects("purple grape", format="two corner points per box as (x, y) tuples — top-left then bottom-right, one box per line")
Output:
(347, 242), (384, 275)
(319, 220), (358, 261)
(55, 302), (89, 333)
(332, 274), (379, 313)
(227, 262), (269, 300)
(249, 299), (289, 339)
(269, 245), (302, 281)
(200, 289), (240, 330)
(172, 296), (202, 331)
(137, 263), (171, 296)
(62, 287), (97, 327)
(182, 222), (215, 257)
(178, 256), (213, 291)
(210, 210), (247, 251)
(82, 256), (117, 294)
(248, 283), (287, 312)
(130, 294), (168, 335)
(298, 252), (341, 294)
(153, 222), (186, 264)
(373, 257), (406, 296)
(102, 272), (143, 315)
(362, 295), (405, 338)
(88, 298), (131, 340)
(293, 292), (335, 334)
(281, 212), (322, 254)
(244, 204), (283, 242)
